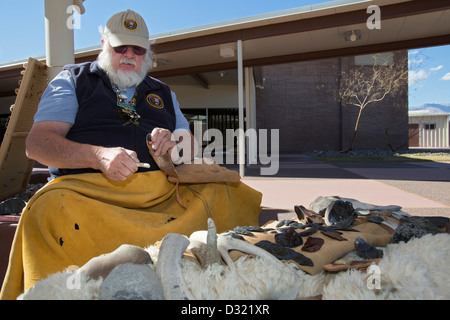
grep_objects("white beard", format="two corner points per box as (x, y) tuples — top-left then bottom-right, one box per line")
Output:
(97, 43), (153, 89)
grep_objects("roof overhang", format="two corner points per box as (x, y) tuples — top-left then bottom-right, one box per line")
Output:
(148, 0), (450, 77)
(409, 112), (450, 117)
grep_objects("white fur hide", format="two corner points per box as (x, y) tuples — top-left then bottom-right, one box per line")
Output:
(19, 233), (450, 300)
(322, 233), (450, 299)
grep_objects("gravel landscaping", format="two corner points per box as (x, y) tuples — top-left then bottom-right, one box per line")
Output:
(306, 148), (450, 161)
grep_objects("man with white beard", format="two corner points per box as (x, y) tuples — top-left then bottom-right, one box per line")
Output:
(0, 10), (262, 299)
(26, 9), (193, 181)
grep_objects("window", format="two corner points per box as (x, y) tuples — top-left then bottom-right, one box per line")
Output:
(355, 52), (394, 66)
(182, 108), (240, 151)
(425, 123), (436, 130)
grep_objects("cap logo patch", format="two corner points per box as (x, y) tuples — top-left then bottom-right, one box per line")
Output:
(146, 94), (164, 109)
(123, 18), (138, 31)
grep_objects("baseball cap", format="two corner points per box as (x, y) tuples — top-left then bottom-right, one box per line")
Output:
(104, 10), (150, 50)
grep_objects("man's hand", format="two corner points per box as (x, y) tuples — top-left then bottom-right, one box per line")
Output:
(94, 147), (140, 182)
(148, 128), (177, 157)
(26, 121), (142, 182)
(148, 127), (198, 164)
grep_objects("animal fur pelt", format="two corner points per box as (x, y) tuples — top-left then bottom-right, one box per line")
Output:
(18, 233), (450, 300)
(321, 233), (450, 299)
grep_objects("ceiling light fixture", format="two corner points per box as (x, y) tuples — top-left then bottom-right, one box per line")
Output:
(220, 47), (235, 58)
(152, 58), (168, 68)
(344, 30), (361, 42)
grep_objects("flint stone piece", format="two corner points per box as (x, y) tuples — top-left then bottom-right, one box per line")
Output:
(99, 263), (164, 300)
(309, 196), (340, 216)
(0, 197), (26, 215)
(392, 216), (441, 244)
(309, 196), (402, 216)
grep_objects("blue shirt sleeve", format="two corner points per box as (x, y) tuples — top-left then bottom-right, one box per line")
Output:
(33, 70), (79, 124)
(171, 91), (190, 132)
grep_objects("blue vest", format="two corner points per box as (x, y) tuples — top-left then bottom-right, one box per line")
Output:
(50, 61), (176, 177)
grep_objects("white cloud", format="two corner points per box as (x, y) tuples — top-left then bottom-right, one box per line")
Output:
(409, 69), (428, 86)
(410, 65), (449, 86)
(430, 65), (443, 72)
(408, 57), (423, 68)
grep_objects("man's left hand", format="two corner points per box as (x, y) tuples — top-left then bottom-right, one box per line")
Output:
(148, 128), (176, 157)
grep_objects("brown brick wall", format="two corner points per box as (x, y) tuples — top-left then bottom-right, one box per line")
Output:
(255, 51), (409, 153)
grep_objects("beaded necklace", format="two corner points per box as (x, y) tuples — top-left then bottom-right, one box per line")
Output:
(111, 83), (141, 126)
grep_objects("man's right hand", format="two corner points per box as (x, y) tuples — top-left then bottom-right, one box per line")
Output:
(94, 147), (140, 182)
(26, 121), (140, 182)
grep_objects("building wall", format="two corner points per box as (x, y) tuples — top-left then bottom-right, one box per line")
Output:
(255, 58), (341, 153)
(255, 51), (409, 153)
(409, 114), (450, 148)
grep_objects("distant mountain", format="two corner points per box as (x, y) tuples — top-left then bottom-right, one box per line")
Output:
(409, 103), (450, 114)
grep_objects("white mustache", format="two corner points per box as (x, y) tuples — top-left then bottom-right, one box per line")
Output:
(120, 58), (137, 66)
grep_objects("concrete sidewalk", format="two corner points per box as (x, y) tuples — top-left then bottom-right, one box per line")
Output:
(235, 154), (450, 225)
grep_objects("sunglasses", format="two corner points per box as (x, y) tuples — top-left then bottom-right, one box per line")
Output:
(113, 45), (147, 56)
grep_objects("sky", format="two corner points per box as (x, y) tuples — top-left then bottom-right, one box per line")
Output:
(408, 46), (450, 108)
(0, 0), (449, 108)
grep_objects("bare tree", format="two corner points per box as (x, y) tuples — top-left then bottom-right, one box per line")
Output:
(336, 53), (408, 152)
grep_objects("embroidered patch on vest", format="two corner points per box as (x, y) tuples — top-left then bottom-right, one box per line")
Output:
(146, 94), (164, 109)
(124, 18), (138, 31)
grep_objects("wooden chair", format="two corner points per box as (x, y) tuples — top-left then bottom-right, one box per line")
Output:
(0, 58), (47, 290)
(0, 58), (48, 202)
